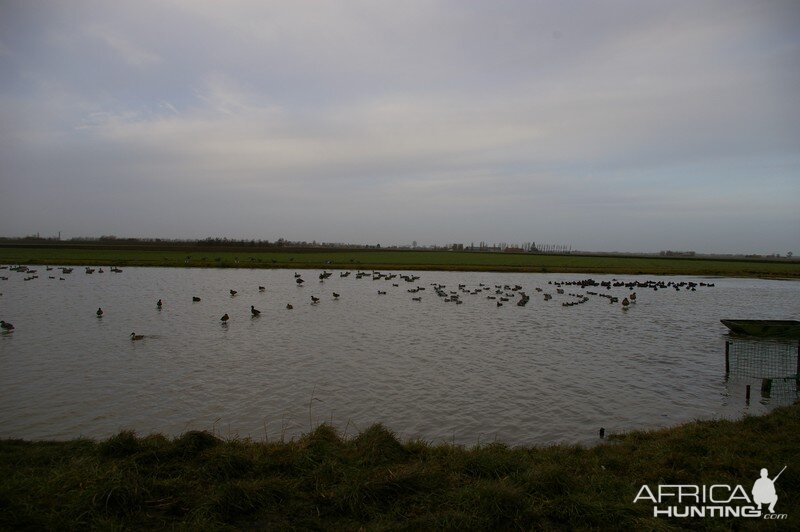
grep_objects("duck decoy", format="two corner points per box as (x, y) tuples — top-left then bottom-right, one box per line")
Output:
(0, 320), (14, 331)
(251, 305), (261, 316)
(96, 307), (103, 317)
(192, 296), (201, 302)
(130, 332), (144, 341)
(230, 290), (237, 296)
(286, 303), (293, 309)
(220, 313), (230, 322)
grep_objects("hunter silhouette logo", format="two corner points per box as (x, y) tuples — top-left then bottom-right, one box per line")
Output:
(752, 466), (785, 514)
(634, 466), (788, 519)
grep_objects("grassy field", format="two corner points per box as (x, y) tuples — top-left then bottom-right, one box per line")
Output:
(2, 403), (798, 530)
(1, 244), (798, 278)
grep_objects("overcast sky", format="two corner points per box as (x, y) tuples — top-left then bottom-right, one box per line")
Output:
(0, 1), (798, 253)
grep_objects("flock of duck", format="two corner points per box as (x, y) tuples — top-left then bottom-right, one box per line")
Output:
(0, 264), (716, 339)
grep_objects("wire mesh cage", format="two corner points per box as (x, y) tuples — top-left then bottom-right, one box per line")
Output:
(725, 338), (799, 404)
(726, 339), (799, 379)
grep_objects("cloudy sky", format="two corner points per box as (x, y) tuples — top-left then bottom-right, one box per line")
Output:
(1, 1), (798, 253)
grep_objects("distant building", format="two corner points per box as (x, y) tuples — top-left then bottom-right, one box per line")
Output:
(660, 250), (696, 257)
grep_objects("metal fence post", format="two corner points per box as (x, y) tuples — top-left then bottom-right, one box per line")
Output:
(725, 341), (730, 375)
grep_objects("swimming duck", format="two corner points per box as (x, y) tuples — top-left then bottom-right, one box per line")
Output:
(220, 313), (230, 322)
(251, 305), (261, 316)
(286, 303), (293, 309)
(258, 286), (265, 292)
(130, 332), (144, 341)
(192, 296), (201, 302)
(156, 299), (162, 309)
(0, 320), (14, 331)
(332, 292), (340, 299)
(96, 307), (103, 317)
(311, 296), (320, 304)
(230, 290), (237, 296)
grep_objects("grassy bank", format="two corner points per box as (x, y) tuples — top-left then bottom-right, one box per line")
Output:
(1, 244), (798, 278)
(2, 404), (798, 530)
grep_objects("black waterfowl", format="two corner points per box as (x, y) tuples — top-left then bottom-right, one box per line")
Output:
(311, 296), (320, 304)
(157, 299), (162, 309)
(230, 290), (238, 296)
(251, 305), (261, 316)
(0, 320), (14, 331)
(96, 307), (103, 317)
(296, 278), (305, 285)
(258, 286), (266, 292)
(192, 296), (201, 302)
(221, 313), (230, 322)
(130, 332), (144, 341)
(286, 303), (293, 309)
(332, 292), (340, 299)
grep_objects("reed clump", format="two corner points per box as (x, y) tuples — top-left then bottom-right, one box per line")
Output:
(1, 403), (798, 529)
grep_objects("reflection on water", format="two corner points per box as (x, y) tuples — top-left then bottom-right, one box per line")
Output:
(0, 266), (798, 445)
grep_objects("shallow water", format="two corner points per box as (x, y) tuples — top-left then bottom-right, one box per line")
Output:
(1, 266), (798, 446)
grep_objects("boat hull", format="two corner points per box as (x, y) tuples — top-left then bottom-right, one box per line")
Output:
(721, 319), (800, 339)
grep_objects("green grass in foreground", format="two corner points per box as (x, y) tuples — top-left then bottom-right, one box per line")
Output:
(2, 404), (798, 530)
(1, 245), (799, 277)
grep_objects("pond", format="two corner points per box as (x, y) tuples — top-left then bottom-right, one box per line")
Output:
(1, 265), (798, 446)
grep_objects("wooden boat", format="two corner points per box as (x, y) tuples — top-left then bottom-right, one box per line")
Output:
(721, 319), (800, 339)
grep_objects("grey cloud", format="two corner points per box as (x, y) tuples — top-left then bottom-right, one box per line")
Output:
(0, 0), (798, 252)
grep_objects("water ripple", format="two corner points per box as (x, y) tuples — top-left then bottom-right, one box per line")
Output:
(0, 267), (798, 445)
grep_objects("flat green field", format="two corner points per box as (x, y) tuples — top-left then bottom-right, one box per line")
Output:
(1, 244), (798, 278)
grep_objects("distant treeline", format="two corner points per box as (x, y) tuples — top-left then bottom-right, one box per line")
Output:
(1, 235), (375, 247)
(0, 235), (440, 251)
(0, 236), (552, 253)
(0, 236), (795, 260)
